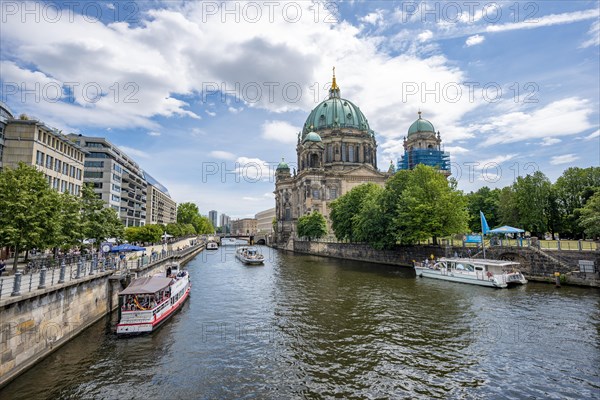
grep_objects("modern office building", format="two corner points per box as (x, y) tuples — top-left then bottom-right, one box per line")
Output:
(68, 134), (147, 227)
(144, 171), (177, 225)
(231, 218), (257, 235)
(208, 210), (218, 230)
(255, 208), (275, 234)
(3, 116), (86, 195)
(219, 213), (231, 233)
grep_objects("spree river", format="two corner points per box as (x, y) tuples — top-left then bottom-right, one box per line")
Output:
(2, 246), (599, 399)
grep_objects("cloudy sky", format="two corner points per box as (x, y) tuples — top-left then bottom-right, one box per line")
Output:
(1, 1), (599, 219)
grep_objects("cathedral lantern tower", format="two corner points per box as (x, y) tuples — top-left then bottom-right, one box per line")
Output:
(397, 111), (451, 176)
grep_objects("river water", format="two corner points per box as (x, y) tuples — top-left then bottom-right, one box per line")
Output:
(1, 246), (599, 399)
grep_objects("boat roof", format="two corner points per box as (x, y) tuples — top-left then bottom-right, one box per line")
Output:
(119, 277), (173, 295)
(440, 257), (519, 266)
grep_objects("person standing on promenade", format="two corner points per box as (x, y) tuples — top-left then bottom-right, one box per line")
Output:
(0, 259), (6, 276)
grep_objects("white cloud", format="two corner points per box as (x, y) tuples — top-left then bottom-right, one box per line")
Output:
(581, 21), (600, 48)
(417, 30), (433, 42)
(550, 154), (579, 165)
(205, 110), (216, 117)
(236, 156), (277, 182)
(584, 130), (600, 140)
(228, 107), (243, 114)
(475, 97), (595, 146)
(261, 120), (299, 144)
(540, 137), (561, 146)
(465, 34), (485, 47)
(486, 9), (598, 33)
(147, 131), (161, 136)
(118, 146), (150, 159)
(209, 150), (236, 160)
(476, 154), (518, 167)
(360, 10), (385, 26)
(444, 146), (470, 155)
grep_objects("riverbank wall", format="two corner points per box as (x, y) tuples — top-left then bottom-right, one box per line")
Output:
(0, 243), (204, 388)
(281, 240), (600, 287)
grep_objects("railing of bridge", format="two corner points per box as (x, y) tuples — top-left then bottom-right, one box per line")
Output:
(0, 242), (205, 301)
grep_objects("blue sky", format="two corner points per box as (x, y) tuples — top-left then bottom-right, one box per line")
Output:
(1, 1), (598, 219)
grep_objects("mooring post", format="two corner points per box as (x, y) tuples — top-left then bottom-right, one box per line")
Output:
(554, 272), (561, 288)
(58, 260), (66, 283)
(76, 258), (83, 279)
(11, 272), (22, 296)
(38, 267), (47, 289)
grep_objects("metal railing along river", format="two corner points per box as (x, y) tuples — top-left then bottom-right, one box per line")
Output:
(0, 244), (204, 300)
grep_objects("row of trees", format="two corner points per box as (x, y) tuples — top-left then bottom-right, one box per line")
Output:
(466, 167), (600, 239)
(0, 163), (123, 271)
(329, 165), (468, 249)
(0, 163), (216, 272)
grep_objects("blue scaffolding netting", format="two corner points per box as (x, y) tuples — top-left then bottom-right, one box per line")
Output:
(397, 149), (451, 172)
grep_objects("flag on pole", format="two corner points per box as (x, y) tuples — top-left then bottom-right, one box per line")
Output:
(480, 211), (490, 235)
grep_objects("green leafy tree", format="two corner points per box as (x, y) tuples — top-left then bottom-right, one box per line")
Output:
(297, 211), (327, 241)
(578, 190), (600, 239)
(81, 184), (123, 246)
(352, 185), (391, 249)
(124, 226), (142, 243)
(177, 202), (200, 225)
(466, 187), (501, 232)
(498, 186), (520, 227)
(57, 191), (84, 250)
(0, 163), (60, 271)
(512, 171), (553, 238)
(166, 223), (183, 238)
(555, 167), (600, 238)
(329, 183), (381, 241)
(395, 165), (468, 245)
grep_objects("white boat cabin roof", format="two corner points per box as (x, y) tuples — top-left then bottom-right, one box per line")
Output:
(439, 257), (519, 267)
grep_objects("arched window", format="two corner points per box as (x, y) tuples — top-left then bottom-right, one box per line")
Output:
(348, 145), (354, 162)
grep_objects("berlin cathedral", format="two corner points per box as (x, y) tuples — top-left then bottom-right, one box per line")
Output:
(274, 70), (450, 244)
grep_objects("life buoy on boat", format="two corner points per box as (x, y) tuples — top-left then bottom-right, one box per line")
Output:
(486, 271), (493, 279)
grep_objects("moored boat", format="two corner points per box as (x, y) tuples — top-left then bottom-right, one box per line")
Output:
(414, 257), (527, 288)
(221, 237), (237, 246)
(235, 246), (264, 265)
(206, 241), (218, 250)
(116, 263), (190, 335)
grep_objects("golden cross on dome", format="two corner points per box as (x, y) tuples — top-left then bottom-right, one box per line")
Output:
(331, 66), (339, 91)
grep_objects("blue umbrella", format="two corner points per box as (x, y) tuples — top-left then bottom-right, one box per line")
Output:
(111, 244), (146, 252)
(488, 225), (525, 234)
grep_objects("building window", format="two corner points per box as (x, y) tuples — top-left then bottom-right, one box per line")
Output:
(68, 183), (74, 193)
(84, 171), (103, 179)
(329, 187), (337, 199)
(285, 208), (291, 220)
(341, 143), (346, 162)
(74, 185), (80, 195)
(85, 161), (104, 168)
(111, 194), (120, 202)
(53, 178), (59, 190)
(45, 155), (53, 169)
(112, 173), (120, 182)
(76, 168), (82, 180)
(113, 164), (122, 173)
(312, 189), (320, 199)
(36, 151), (44, 166)
(327, 144), (333, 162)
(61, 180), (66, 192)
(62, 162), (68, 175)
(92, 182), (103, 189)
(112, 184), (121, 192)
(349, 145), (354, 162)
(70, 165), (75, 177)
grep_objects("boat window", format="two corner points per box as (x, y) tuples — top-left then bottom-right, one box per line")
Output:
(456, 263), (465, 270)
(464, 264), (475, 272)
(475, 266), (483, 271)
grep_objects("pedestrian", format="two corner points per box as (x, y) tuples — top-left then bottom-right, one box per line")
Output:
(0, 259), (5, 276)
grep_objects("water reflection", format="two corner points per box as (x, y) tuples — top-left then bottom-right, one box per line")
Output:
(1, 247), (598, 399)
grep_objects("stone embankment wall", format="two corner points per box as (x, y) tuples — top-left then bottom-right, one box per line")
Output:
(287, 241), (599, 287)
(0, 243), (204, 388)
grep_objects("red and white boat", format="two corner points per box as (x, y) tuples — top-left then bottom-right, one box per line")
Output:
(116, 263), (190, 335)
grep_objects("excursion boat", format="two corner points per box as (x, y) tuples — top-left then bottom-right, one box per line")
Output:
(235, 246), (265, 265)
(221, 237), (237, 246)
(206, 241), (218, 250)
(116, 263), (191, 335)
(414, 257), (527, 288)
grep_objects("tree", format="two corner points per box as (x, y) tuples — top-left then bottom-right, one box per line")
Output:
(466, 187), (501, 232)
(512, 171), (553, 238)
(57, 191), (84, 250)
(395, 164), (468, 245)
(352, 185), (392, 249)
(578, 190), (600, 239)
(177, 202), (200, 225)
(297, 211), (327, 241)
(0, 163), (60, 271)
(555, 167), (600, 238)
(193, 215), (214, 234)
(81, 183), (123, 246)
(329, 183), (381, 241)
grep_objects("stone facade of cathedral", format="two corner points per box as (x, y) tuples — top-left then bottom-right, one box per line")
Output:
(274, 72), (389, 244)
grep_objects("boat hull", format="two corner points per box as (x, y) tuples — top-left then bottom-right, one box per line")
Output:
(235, 254), (264, 265)
(415, 267), (507, 288)
(116, 282), (190, 335)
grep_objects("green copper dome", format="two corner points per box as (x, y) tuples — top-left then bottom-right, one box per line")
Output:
(408, 112), (435, 136)
(302, 96), (370, 137)
(276, 159), (290, 171)
(303, 131), (322, 143)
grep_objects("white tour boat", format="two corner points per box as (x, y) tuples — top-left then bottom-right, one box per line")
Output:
(235, 246), (265, 265)
(206, 241), (218, 250)
(221, 237), (238, 246)
(414, 257), (527, 288)
(116, 263), (190, 335)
